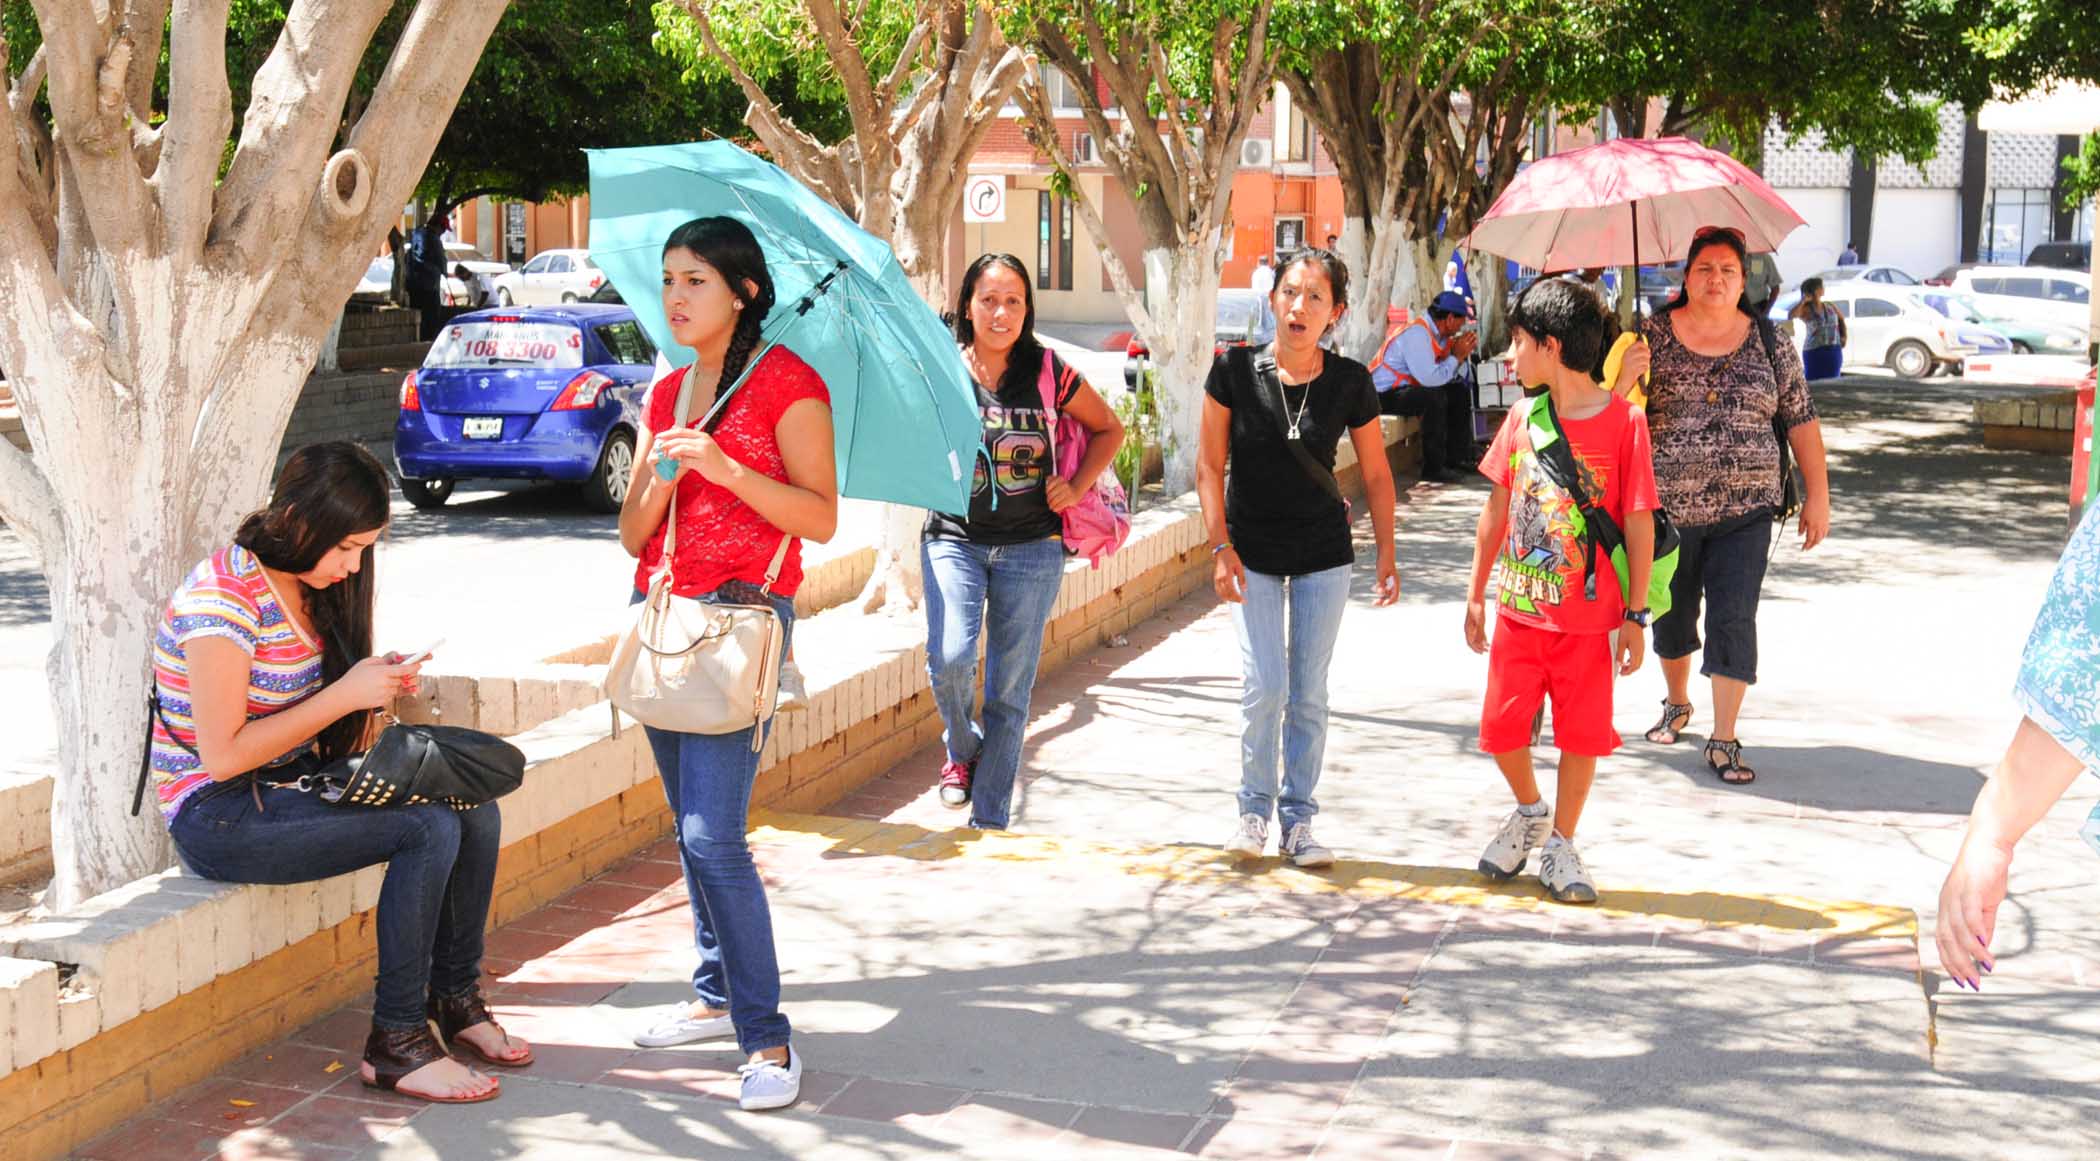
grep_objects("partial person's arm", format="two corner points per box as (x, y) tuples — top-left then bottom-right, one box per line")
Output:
(1347, 419), (1401, 606)
(1197, 394), (1243, 603)
(1399, 327), (1460, 388)
(1044, 378), (1125, 512)
(1787, 420), (1830, 551)
(1463, 487), (1510, 653)
(1936, 717), (2086, 989)
(183, 637), (416, 780)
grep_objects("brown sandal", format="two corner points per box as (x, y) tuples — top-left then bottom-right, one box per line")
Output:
(430, 988), (535, 1068)
(362, 1022), (501, 1102)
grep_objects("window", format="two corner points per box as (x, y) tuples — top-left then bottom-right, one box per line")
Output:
(547, 255), (572, 274)
(2048, 279), (2089, 304)
(521, 254), (550, 275)
(1038, 191), (1053, 289)
(1866, 270), (1890, 283)
(1855, 298), (1900, 318)
(1285, 107), (1314, 163)
(1044, 68), (1084, 112)
(2003, 277), (2047, 298)
(595, 320), (656, 367)
(1829, 301), (1851, 318)
(1970, 277), (2002, 295)
(1059, 197), (1074, 291)
(1984, 188), (2056, 263)
(426, 321), (584, 369)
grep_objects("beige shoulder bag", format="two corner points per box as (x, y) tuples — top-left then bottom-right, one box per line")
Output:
(604, 370), (789, 748)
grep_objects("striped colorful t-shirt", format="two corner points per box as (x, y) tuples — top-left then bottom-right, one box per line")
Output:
(150, 545), (325, 822)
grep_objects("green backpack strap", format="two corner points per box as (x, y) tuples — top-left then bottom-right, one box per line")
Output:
(1522, 395), (1605, 601)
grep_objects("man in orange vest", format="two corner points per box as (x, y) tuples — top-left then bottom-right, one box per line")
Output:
(1371, 290), (1479, 482)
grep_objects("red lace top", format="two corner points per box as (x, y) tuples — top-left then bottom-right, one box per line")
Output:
(634, 345), (832, 598)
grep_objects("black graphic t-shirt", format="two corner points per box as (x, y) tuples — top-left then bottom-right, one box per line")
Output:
(923, 348), (1084, 545)
(1205, 346), (1381, 577)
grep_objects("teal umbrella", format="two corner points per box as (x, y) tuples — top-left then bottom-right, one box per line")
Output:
(586, 140), (978, 515)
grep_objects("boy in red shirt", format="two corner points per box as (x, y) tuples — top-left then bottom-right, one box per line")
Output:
(1464, 279), (1658, 903)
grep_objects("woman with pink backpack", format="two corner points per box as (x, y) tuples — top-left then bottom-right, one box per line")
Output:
(922, 253), (1126, 829)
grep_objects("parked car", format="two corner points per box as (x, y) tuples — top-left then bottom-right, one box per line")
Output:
(585, 279), (625, 305)
(393, 304), (657, 512)
(1899, 292), (2013, 359)
(2025, 241), (2091, 271)
(1914, 290), (2085, 354)
(1123, 289), (1277, 386)
(1811, 264), (1921, 288)
(1922, 263), (1987, 287)
(352, 255), (472, 306)
(1773, 284), (1974, 378)
(489, 248), (605, 306)
(444, 243), (512, 307)
(1938, 265), (2092, 332)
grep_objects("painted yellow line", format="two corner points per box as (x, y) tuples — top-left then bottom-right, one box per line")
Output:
(748, 809), (1917, 941)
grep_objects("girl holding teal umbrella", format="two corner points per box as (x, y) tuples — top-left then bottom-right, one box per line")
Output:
(616, 217), (837, 1112)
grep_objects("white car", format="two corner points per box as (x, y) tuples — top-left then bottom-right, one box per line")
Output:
(1820, 284), (1975, 378)
(443, 242), (512, 307)
(489, 249), (606, 306)
(1940, 266), (2091, 333)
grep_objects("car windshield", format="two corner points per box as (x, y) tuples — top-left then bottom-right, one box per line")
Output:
(425, 320), (585, 369)
(1921, 293), (1986, 322)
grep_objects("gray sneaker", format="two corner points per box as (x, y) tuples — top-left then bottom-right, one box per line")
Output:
(633, 1005), (735, 1048)
(1478, 804), (1553, 881)
(1539, 835), (1599, 904)
(1224, 812), (1268, 858)
(738, 1045), (803, 1111)
(1280, 822), (1335, 868)
(777, 660), (809, 714)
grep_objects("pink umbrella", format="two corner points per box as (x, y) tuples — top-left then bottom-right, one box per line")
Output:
(1466, 136), (1806, 272)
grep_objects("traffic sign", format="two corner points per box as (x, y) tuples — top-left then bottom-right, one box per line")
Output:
(964, 174), (1006, 224)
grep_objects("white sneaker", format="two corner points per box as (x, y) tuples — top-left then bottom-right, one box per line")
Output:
(1280, 822), (1335, 868)
(1539, 834), (1599, 904)
(1224, 812), (1269, 858)
(633, 1005), (736, 1048)
(1478, 804), (1553, 881)
(738, 1045), (803, 1111)
(777, 660), (809, 714)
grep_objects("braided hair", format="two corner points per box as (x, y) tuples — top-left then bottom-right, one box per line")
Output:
(663, 217), (777, 401)
(232, 441), (390, 762)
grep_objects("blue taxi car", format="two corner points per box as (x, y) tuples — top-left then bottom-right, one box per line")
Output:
(394, 304), (658, 512)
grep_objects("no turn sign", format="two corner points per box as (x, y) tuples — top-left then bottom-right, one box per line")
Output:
(964, 174), (1006, 223)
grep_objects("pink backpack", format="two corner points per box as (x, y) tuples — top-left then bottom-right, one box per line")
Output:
(1036, 352), (1130, 567)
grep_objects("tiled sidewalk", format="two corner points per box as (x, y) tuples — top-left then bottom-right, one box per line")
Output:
(68, 805), (1933, 1161)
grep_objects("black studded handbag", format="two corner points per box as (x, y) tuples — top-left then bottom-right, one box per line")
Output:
(305, 722), (525, 810)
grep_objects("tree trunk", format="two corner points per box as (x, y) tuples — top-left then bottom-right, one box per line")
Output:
(1144, 238), (1223, 493)
(1399, 233), (1456, 321)
(1469, 251), (1511, 356)
(1335, 210), (1406, 362)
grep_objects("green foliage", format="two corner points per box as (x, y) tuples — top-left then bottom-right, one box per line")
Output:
(2063, 132), (2100, 211)
(1112, 373), (1159, 494)
(650, 0), (866, 145)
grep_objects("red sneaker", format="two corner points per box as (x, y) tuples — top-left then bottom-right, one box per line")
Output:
(938, 759), (973, 808)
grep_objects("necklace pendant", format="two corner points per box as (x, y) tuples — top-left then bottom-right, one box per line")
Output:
(1287, 423), (1300, 440)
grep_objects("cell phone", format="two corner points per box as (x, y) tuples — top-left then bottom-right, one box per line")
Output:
(393, 638), (445, 666)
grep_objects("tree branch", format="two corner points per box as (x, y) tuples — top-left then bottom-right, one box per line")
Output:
(679, 0), (859, 216)
(27, 0), (159, 258)
(1, 36), (56, 258)
(0, 432), (60, 569)
(157, 0), (234, 260)
(878, 0), (944, 113)
(1016, 76), (1154, 340)
(208, 0), (394, 264)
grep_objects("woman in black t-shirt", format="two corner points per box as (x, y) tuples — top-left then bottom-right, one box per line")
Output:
(1197, 249), (1399, 868)
(921, 253), (1124, 829)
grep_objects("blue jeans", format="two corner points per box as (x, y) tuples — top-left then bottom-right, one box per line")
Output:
(921, 536), (1067, 830)
(633, 587), (795, 1055)
(170, 778), (500, 1029)
(1232, 564), (1352, 830)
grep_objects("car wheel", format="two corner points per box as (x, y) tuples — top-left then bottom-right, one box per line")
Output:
(400, 476), (454, 509)
(561, 291), (578, 304)
(1887, 340), (1932, 379)
(2012, 340), (2033, 354)
(581, 429), (635, 514)
(496, 288), (513, 306)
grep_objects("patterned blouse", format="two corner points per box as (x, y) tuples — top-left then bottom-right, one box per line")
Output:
(1798, 301), (1844, 352)
(2016, 501), (2100, 775)
(1639, 312), (1818, 528)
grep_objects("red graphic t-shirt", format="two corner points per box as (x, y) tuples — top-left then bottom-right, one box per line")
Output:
(635, 345), (832, 599)
(1479, 395), (1660, 635)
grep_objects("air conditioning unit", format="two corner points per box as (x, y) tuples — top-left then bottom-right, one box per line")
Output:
(1241, 138), (1274, 168)
(1075, 132), (1099, 164)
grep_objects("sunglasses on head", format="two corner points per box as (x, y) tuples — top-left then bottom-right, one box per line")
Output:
(1691, 225), (1747, 246)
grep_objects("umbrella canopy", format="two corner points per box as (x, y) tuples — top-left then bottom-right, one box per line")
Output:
(587, 140), (979, 515)
(1467, 137), (1806, 271)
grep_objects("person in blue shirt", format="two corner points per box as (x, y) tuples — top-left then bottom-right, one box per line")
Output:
(1370, 290), (1479, 481)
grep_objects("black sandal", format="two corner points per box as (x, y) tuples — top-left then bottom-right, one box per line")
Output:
(363, 1022), (501, 1103)
(430, 987), (535, 1068)
(1704, 739), (1756, 785)
(1645, 700), (1693, 745)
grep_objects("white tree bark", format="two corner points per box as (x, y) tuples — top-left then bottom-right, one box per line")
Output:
(0, 0), (509, 907)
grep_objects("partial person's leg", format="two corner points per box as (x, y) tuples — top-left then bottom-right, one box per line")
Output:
(645, 723), (727, 1010)
(1233, 569), (1289, 829)
(1648, 521), (1710, 742)
(922, 538), (992, 769)
(1278, 563), (1351, 834)
(1699, 513), (1773, 780)
(673, 726), (792, 1056)
(969, 538), (1069, 829)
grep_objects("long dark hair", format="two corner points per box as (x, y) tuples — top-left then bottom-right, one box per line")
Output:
(953, 253), (1044, 398)
(664, 216), (776, 398)
(1663, 227), (1757, 317)
(233, 442), (390, 762)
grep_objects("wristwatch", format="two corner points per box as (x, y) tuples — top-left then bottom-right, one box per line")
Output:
(1623, 608), (1652, 628)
